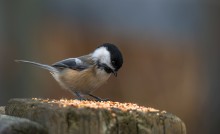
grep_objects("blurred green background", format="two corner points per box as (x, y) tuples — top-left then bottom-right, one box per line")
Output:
(1, 1), (220, 134)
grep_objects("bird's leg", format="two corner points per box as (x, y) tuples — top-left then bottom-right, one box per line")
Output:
(74, 92), (89, 101)
(88, 94), (109, 101)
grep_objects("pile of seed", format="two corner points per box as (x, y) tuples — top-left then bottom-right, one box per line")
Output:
(32, 98), (161, 113)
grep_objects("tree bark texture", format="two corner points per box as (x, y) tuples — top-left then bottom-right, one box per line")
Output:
(5, 98), (186, 134)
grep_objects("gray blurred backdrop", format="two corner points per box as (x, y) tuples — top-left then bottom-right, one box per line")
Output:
(1, 1), (220, 134)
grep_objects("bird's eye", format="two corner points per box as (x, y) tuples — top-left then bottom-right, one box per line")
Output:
(111, 60), (116, 65)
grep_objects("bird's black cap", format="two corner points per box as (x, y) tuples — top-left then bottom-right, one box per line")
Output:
(99, 43), (123, 72)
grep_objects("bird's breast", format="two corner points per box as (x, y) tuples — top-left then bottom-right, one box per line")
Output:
(54, 67), (110, 94)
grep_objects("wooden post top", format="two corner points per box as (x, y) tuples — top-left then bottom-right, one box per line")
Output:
(5, 98), (186, 134)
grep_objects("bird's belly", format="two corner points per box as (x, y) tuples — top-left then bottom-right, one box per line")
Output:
(53, 68), (110, 94)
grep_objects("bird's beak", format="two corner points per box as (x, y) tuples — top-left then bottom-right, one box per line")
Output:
(113, 71), (117, 77)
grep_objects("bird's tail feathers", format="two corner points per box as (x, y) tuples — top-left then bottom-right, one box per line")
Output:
(15, 60), (58, 73)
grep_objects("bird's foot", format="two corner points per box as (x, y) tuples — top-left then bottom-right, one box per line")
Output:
(88, 94), (109, 102)
(74, 91), (90, 101)
(95, 98), (109, 102)
(75, 97), (91, 101)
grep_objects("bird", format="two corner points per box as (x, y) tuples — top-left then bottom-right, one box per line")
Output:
(15, 43), (123, 101)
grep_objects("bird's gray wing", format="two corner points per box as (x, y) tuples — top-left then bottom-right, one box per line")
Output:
(52, 57), (92, 71)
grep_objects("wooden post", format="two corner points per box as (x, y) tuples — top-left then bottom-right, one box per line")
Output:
(0, 107), (5, 115)
(5, 98), (186, 134)
(0, 112), (47, 134)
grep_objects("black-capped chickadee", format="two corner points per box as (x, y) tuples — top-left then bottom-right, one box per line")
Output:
(15, 43), (123, 101)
